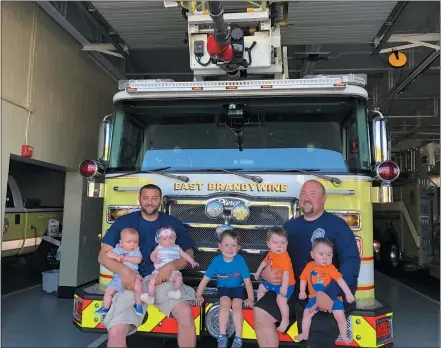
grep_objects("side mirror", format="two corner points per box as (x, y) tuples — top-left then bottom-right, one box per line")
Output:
(368, 110), (400, 204)
(98, 114), (114, 164)
(369, 110), (390, 166)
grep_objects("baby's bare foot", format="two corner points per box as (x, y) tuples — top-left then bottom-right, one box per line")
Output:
(341, 336), (353, 345)
(295, 333), (308, 341)
(277, 319), (289, 333)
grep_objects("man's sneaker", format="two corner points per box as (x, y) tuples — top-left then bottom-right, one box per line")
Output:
(95, 307), (109, 315)
(217, 334), (228, 348)
(134, 304), (144, 316)
(231, 336), (243, 348)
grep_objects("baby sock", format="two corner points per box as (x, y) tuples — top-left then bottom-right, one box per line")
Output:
(140, 293), (155, 305)
(168, 289), (182, 300)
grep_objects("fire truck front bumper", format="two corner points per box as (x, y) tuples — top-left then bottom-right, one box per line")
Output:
(73, 284), (393, 347)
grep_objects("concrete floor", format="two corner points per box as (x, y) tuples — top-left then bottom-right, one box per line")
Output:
(1, 257), (41, 295)
(1, 286), (103, 347)
(374, 272), (440, 348)
(1, 270), (439, 348)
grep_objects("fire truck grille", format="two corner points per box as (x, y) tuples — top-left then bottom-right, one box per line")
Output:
(169, 203), (289, 227)
(183, 249), (266, 290)
(185, 249), (266, 273)
(168, 197), (292, 295)
(185, 226), (269, 249)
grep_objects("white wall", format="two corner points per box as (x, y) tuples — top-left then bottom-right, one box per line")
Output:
(60, 172), (102, 287)
(1, 2), (117, 287)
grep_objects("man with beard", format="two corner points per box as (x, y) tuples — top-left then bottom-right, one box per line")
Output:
(253, 179), (360, 347)
(98, 184), (196, 348)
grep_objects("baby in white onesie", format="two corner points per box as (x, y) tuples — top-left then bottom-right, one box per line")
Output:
(141, 226), (199, 304)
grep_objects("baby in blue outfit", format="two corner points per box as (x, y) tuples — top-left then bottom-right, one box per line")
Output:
(96, 227), (144, 316)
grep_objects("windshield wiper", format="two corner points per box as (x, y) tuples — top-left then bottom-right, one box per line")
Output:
(189, 168), (263, 184)
(111, 167), (189, 183)
(278, 168), (342, 185)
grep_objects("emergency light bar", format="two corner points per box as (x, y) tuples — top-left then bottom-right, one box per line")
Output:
(304, 74), (367, 87)
(117, 74), (367, 93)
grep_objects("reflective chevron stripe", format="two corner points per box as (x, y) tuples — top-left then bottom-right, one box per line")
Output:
(77, 296), (392, 347)
(206, 305), (392, 347)
(242, 309), (297, 342)
(78, 295), (201, 335)
(80, 299), (107, 329)
(138, 305), (201, 334)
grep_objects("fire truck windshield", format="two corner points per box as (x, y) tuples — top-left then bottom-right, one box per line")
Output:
(107, 96), (370, 174)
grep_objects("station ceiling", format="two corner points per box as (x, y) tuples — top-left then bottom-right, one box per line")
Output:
(38, 1), (440, 150)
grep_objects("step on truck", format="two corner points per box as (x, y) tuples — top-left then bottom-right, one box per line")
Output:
(72, 2), (396, 346)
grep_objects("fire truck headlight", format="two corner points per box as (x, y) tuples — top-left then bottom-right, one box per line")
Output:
(205, 303), (235, 339)
(107, 206), (140, 223)
(335, 212), (361, 230)
(231, 204), (250, 222)
(206, 201), (224, 219)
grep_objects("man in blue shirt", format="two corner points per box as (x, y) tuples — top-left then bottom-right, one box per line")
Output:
(98, 184), (196, 348)
(253, 179), (361, 348)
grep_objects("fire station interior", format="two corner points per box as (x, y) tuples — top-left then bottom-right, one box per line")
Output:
(1, 1), (440, 348)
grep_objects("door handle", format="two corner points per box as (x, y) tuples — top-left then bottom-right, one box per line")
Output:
(15, 214), (20, 224)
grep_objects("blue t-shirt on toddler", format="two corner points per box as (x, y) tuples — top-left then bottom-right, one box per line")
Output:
(205, 254), (250, 288)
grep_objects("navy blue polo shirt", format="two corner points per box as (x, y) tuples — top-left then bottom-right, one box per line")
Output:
(102, 211), (194, 277)
(283, 211), (361, 302)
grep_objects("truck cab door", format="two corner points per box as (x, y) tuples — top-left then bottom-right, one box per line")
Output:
(3, 176), (25, 257)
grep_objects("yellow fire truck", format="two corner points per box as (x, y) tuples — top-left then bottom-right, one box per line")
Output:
(73, 2), (397, 346)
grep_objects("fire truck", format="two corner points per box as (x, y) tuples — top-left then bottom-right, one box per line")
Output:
(73, 2), (397, 346)
(373, 142), (440, 278)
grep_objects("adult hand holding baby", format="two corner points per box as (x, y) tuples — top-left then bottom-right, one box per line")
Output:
(121, 267), (142, 291)
(155, 262), (175, 285)
(261, 260), (282, 285)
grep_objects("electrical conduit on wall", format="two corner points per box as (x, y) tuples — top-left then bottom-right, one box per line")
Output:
(24, 3), (39, 148)
(0, 4), (39, 147)
(18, 3), (39, 256)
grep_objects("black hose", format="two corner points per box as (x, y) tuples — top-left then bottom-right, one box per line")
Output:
(245, 41), (257, 67)
(208, 1), (230, 46)
(196, 55), (211, 67)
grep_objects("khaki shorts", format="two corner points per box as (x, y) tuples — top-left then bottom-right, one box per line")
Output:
(102, 276), (195, 336)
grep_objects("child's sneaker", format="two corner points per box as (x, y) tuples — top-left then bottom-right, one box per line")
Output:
(168, 289), (181, 300)
(231, 336), (243, 348)
(133, 304), (144, 316)
(217, 334), (228, 348)
(140, 293), (155, 305)
(95, 307), (109, 315)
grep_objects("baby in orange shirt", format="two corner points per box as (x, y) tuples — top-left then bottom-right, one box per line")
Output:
(254, 227), (295, 333)
(295, 237), (355, 345)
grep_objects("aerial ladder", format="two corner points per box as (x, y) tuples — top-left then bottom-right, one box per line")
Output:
(174, 0), (290, 81)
